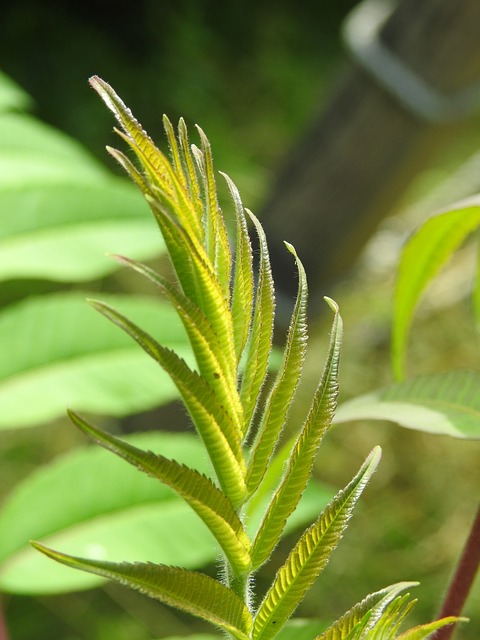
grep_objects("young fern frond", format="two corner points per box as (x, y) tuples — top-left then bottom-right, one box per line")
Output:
(31, 78), (460, 640)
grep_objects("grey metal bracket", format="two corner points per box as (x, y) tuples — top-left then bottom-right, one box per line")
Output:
(342, 0), (480, 123)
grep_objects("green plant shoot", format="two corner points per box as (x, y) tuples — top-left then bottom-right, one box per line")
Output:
(32, 77), (465, 640)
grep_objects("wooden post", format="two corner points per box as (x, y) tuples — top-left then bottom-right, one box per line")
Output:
(259, 0), (480, 302)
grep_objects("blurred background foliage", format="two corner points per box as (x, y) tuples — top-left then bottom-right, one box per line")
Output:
(0, 0), (479, 639)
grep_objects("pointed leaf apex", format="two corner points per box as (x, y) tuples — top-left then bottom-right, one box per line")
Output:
(283, 241), (297, 256)
(324, 296), (339, 313)
(367, 445), (382, 468)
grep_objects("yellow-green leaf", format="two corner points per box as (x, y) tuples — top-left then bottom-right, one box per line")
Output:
(253, 447), (381, 640)
(240, 210), (275, 434)
(392, 197), (480, 379)
(315, 582), (418, 640)
(69, 411), (251, 575)
(32, 544), (252, 640)
(90, 300), (247, 505)
(251, 299), (342, 569)
(396, 617), (468, 640)
(247, 243), (308, 496)
(221, 172), (254, 362)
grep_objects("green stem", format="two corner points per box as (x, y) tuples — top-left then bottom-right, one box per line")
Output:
(433, 503), (480, 640)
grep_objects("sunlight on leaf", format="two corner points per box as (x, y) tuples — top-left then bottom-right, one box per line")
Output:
(0, 293), (189, 429)
(392, 197), (480, 379)
(0, 432), (214, 594)
(335, 370), (480, 439)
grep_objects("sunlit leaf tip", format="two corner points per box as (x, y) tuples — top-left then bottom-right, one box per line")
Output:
(323, 296), (339, 314)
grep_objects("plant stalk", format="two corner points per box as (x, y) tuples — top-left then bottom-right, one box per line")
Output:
(433, 502), (480, 640)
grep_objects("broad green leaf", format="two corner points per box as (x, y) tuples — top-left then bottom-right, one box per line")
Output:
(0, 110), (162, 283)
(315, 582), (418, 640)
(0, 112), (104, 170)
(253, 447), (381, 640)
(251, 299), (342, 569)
(392, 197), (480, 379)
(0, 156), (106, 195)
(247, 243), (308, 496)
(335, 370), (480, 439)
(0, 293), (189, 429)
(0, 178), (162, 281)
(221, 172), (254, 362)
(90, 300), (247, 505)
(0, 432), (216, 594)
(240, 210), (276, 434)
(31, 546), (252, 640)
(0, 71), (33, 112)
(396, 617), (467, 640)
(68, 411), (251, 575)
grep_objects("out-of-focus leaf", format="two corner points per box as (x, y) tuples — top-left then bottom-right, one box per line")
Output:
(0, 432), (215, 594)
(0, 178), (162, 281)
(335, 370), (480, 439)
(392, 197), (480, 379)
(91, 299), (247, 507)
(160, 636), (219, 640)
(68, 412), (251, 575)
(0, 71), (32, 112)
(276, 619), (328, 640)
(0, 429), (327, 596)
(0, 113), (104, 169)
(0, 292), (190, 429)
